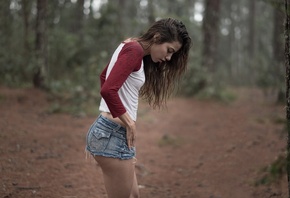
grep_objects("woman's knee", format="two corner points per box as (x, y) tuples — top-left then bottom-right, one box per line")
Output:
(130, 188), (140, 198)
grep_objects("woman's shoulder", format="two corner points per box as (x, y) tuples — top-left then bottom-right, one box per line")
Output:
(121, 38), (143, 55)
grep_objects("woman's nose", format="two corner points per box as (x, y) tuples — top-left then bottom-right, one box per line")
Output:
(165, 54), (172, 61)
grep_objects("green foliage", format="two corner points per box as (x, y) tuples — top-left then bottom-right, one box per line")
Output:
(255, 155), (287, 186)
(0, 94), (6, 103)
(179, 57), (237, 103)
(0, 0), (285, 107)
(46, 93), (100, 117)
(179, 68), (207, 96)
(271, 115), (286, 125)
(45, 79), (100, 116)
(256, 58), (285, 103)
(256, 63), (280, 90)
(196, 86), (237, 103)
(178, 47), (206, 96)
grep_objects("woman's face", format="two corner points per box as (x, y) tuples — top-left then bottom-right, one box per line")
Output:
(150, 41), (182, 63)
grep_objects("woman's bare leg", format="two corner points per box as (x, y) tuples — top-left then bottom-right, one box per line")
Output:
(94, 156), (139, 198)
(130, 170), (139, 198)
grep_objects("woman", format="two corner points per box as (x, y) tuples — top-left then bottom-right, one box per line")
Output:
(86, 18), (191, 198)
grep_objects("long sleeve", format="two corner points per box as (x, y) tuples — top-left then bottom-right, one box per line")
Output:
(100, 63), (108, 88)
(100, 42), (144, 118)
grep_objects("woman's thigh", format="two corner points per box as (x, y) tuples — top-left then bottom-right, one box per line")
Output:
(94, 156), (136, 198)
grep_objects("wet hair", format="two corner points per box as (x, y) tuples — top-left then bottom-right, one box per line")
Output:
(138, 18), (191, 108)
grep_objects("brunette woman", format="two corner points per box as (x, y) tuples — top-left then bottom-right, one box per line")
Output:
(86, 18), (191, 198)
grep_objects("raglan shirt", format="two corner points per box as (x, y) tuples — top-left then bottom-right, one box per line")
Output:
(99, 41), (145, 121)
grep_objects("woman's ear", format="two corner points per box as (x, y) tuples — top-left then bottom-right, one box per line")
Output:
(153, 33), (160, 42)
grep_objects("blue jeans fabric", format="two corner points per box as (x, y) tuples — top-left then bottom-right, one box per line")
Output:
(86, 114), (135, 160)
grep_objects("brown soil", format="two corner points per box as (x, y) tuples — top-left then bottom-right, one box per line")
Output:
(0, 86), (287, 198)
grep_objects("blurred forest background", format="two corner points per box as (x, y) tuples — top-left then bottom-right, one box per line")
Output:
(0, 0), (285, 114)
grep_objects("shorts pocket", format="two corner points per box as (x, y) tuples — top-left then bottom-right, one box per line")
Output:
(88, 126), (111, 152)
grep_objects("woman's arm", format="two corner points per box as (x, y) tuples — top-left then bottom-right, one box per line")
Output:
(100, 42), (144, 148)
(119, 112), (136, 148)
(100, 42), (143, 118)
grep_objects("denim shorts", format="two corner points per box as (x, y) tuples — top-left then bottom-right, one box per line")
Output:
(86, 114), (136, 160)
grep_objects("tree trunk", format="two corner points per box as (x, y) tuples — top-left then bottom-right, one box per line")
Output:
(74, 0), (85, 34)
(248, 0), (256, 60)
(284, 0), (290, 196)
(273, 0), (285, 103)
(21, 0), (32, 72)
(33, 0), (48, 88)
(0, 1), (13, 70)
(223, 0), (235, 83)
(147, 0), (155, 25)
(185, 0), (195, 17)
(202, 0), (221, 74)
(117, 0), (126, 37)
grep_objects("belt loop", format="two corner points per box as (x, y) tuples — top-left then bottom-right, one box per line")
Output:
(113, 125), (121, 132)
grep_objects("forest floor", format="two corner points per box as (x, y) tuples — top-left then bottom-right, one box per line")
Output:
(0, 86), (288, 198)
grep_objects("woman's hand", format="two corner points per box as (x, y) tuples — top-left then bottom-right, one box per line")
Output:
(125, 122), (136, 148)
(119, 112), (136, 148)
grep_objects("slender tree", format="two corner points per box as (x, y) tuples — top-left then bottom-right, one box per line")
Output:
(33, 0), (48, 88)
(117, 0), (126, 37)
(21, 0), (32, 72)
(285, 0), (290, 196)
(0, 0), (13, 76)
(248, 0), (256, 60)
(74, 0), (85, 34)
(147, 0), (155, 24)
(273, 0), (285, 103)
(202, 0), (221, 74)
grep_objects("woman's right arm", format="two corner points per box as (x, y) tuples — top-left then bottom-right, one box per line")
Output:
(118, 112), (136, 148)
(100, 42), (144, 148)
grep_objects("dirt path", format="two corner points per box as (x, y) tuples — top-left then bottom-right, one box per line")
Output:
(0, 87), (287, 198)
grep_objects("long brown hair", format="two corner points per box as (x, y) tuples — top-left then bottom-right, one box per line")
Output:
(138, 18), (191, 108)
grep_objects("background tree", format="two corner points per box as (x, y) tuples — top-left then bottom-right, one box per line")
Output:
(248, 0), (256, 61)
(0, 0), (287, 191)
(273, 0), (285, 103)
(285, 0), (290, 195)
(147, 0), (155, 25)
(33, 0), (48, 88)
(20, 0), (33, 72)
(0, 0), (285, 102)
(202, 0), (221, 75)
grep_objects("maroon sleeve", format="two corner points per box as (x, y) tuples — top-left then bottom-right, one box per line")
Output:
(100, 42), (144, 118)
(100, 63), (108, 88)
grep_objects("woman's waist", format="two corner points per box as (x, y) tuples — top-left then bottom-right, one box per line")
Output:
(100, 112), (127, 128)
(99, 100), (137, 121)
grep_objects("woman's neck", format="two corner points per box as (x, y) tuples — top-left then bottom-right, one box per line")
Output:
(124, 38), (151, 56)
(138, 41), (151, 56)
